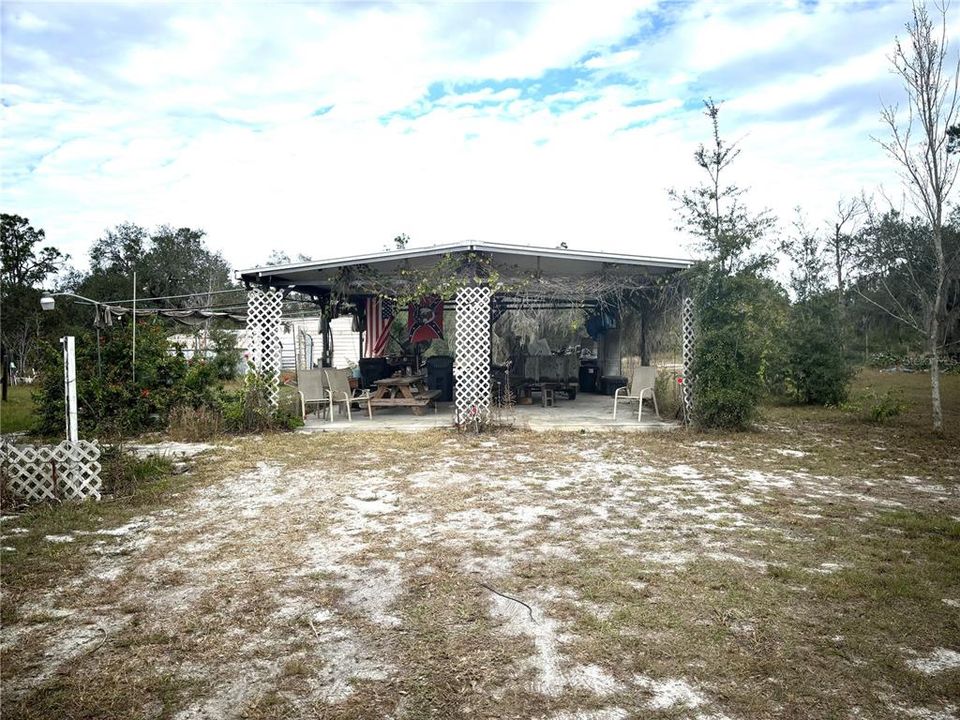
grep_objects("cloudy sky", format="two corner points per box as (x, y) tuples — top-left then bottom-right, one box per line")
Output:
(0, 1), (947, 273)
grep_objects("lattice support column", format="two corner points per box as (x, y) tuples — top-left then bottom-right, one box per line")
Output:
(454, 285), (492, 426)
(247, 287), (283, 408)
(681, 296), (695, 425)
(1, 440), (102, 502)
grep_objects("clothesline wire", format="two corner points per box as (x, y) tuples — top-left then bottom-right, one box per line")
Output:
(103, 299), (322, 315)
(102, 288), (246, 305)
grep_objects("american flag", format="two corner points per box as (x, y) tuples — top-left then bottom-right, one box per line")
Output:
(364, 296), (395, 357)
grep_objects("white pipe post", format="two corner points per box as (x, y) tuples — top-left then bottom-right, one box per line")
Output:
(132, 271), (137, 384)
(62, 336), (78, 442)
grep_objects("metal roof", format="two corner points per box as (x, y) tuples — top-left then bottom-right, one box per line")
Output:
(238, 243), (693, 297)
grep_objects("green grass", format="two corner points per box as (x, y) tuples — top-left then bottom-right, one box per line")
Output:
(0, 385), (36, 434)
(765, 367), (960, 437)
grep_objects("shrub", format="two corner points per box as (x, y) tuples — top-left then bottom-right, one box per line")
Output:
(654, 367), (682, 419)
(840, 389), (907, 423)
(867, 352), (960, 374)
(32, 320), (223, 439)
(864, 389), (906, 423)
(868, 351), (908, 369)
(222, 366), (303, 433)
(784, 296), (855, 406)
(32, 321), (303, 440)
(99, 444), (173, 498)
(689, 271), (786, 429)
(209, 328), (243, 380)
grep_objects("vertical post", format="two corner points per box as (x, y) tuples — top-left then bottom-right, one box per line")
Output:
(204, 275), (212, 356)
(293, 325), (300, 370)
(1, 344), (8, 402)
(95, 324), (102, 379)
(246, 287), (283, 408)
(320, 309), (329, 367)
(93, 303), (102, 379)
(62, 336), (78, 442)
(638, 295), (651, 366)
(681, 296), (694, 425)
(454, 285), (491, 427)
(132, 271), (137, 384)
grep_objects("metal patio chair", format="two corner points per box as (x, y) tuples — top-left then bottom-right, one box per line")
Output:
(291, 368), (331, 421)
(324, 368), (373, 422)
(613, 366), (660, 422)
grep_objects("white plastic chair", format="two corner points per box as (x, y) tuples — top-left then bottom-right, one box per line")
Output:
(613, 366), (660, 422)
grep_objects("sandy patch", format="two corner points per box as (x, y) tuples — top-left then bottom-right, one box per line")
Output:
(774, 448), (808, 458)
(489, 592), (620, 697)
(634, 675), (706, 710)
(668, 464), (703, 479)
(5, 429), (958, 718)
(642, 550), (694, 567)
(127, 441), (219, 459)
(541, 709), (628, 720)
(44, 534), (73, 543)
(908, 648), (960, 674)
(888, 701), (959, 720)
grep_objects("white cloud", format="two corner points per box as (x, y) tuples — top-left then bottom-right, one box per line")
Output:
(0, 0), (942, 276)
(726, 44), (891, 116)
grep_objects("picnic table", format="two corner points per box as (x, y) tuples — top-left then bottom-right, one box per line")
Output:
(369, 375), (441, 415)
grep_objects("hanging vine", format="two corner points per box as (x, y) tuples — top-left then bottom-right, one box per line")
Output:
(324, 250), (682, 314)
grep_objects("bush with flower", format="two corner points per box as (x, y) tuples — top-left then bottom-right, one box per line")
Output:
(32, 320), (226, 438)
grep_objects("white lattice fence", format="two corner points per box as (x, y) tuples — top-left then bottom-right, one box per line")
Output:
(681, 296), (694, 425)
(1, 440), (102, 502)
(247, 287), (283, 407)
(454, 285), (492, 426)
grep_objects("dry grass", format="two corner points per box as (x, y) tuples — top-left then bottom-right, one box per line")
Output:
(1, 370), (958, 719)
(166, 405), (223, 441)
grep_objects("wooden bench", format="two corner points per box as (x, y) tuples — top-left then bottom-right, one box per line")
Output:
(370, 389), (442, 415)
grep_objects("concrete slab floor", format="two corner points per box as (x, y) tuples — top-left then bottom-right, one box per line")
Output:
(299, 391), (679, 433)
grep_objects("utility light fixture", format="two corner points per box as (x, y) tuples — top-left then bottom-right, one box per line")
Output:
(39, 291), (108, 378)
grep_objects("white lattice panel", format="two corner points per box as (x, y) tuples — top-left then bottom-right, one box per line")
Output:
(1, 440), (102, 502)
(247, 287), (283, 407)
(454, 285), (492, 426)
(681, 296), (694, 424)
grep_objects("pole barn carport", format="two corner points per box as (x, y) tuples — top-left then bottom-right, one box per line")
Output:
(238, 242), (693, 427)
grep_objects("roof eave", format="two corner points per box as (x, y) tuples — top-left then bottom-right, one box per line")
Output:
(238, 242), (693, 282)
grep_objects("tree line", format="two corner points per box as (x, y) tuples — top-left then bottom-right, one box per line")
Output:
(1, 217), (246, 375)
(678, 3), (959, 432)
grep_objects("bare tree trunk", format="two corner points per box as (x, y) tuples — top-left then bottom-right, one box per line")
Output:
(930, 315), (943, 431)
(639, 299), (650, 366)
(930, 221), (946, 432)
(834, 226), (846, 354)
(876, 2), (958, 432)
(834, 228), (844, 306)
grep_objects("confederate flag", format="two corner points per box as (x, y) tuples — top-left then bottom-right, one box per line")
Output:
(408, 296), (444, 344)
